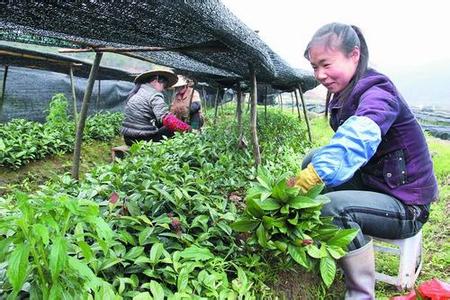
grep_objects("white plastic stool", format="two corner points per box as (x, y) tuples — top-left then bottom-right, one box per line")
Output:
(371, 230), (423, 290)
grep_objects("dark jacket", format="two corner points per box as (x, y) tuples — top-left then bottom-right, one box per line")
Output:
(121, 84), (169, 139)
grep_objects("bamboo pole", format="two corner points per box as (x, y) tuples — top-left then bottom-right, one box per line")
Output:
(280, 94), (283, 110)
(201, 86), (207, 112)
(213, 88), (220, 125)
(325, 90), (331, 119)
(69, 65), (78, 123)
(187, 85), (195, 123)
(0, 65), (9, 118)
(297, 85), (312, 142)
(291, 92), (295, 113)
(293, 88), (302, 121)
(264, 85), (268, 120)
(249, 64), (261, 167)
(96, 80), (101, 111)
(236, 83), (245, 147)
(71, 52), (103, 180)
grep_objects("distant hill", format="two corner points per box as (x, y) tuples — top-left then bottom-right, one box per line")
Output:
(387, 59), (450, 110)
(304, 60), (450, 111)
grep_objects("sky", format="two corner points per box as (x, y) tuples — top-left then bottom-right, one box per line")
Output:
(221, 0), (450, 75)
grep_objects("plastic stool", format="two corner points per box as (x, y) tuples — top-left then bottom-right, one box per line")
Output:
(371, 230), (423, 290)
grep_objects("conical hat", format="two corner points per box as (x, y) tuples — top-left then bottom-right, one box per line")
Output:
(134, 69), (178, 87)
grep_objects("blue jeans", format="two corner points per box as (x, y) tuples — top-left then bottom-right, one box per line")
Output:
(302, 150), (429, 251)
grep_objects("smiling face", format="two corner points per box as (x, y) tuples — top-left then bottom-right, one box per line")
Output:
(308, 42), (360, 93)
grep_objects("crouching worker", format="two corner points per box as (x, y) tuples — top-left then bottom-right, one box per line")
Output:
(121, 69), (191, 146)
(170, 75), (204, 130)
(290, 23), (438, 299)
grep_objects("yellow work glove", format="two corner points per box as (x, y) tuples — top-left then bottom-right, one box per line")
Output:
(290, 163), (323, 193)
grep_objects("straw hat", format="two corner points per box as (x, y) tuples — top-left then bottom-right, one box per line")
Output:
(134, 69), (178, 87)
(173, 75), (196, 88)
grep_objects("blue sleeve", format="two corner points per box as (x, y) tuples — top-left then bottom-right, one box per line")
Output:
(311, 115), (382, 187)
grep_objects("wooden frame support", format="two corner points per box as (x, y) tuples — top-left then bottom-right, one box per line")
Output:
(71, 52), (103, 180)
(0, 65), (8, 118)
(69, 64), (78, 123)
(249, 64), (261, 166)
(293, 88), (302, 121)
(236, 83), (245, 147)
(213, 88), (220, 125)
(297, 85), (312, 142)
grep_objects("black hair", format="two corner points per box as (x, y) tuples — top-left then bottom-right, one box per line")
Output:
(304, 23), (369, 102)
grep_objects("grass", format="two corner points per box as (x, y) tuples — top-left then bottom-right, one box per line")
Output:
(0, 136), (123, 195)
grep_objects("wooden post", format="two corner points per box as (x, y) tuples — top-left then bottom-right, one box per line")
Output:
(298, 85), (312, 142)
(69, 65), (78, 123)
(293, 88), (302, 121)
(96, 80), (101, 111)
(71, 52), (103, 180)
(0, 65), (8, 118)
(236, 83), (245, 146)
(325, 90), (331, 119)
(213, 88), (220, 125)
(279, 94), (283, 110)
(201, 86), (207, 112)
(264, 85), (268, 120)
(249, 64), (261, 167)
(291, 92), (295, 113)
(187, 85), (195, 123)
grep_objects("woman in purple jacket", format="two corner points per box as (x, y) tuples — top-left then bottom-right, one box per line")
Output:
(291, 23), (438, 299)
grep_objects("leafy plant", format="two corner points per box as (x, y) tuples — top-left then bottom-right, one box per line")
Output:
(0, 191), (118, 299)
(231, 167), (358, 287)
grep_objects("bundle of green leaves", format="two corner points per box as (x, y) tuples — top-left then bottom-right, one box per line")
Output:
(231, 168), (358, 287)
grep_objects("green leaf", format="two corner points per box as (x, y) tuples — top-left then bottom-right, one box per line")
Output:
(259, 198), (281, 210)
(78, 241), (93, 262)
(320, 256), (336, 287)
(289, 196), (322, 209)
(230, 218), (260, 232)
(246, 198), (264, 218)
(179, 246), (214, 261)
(287, 212), (299, 225)
(124, 246), (145, 260)
(177, 268), (189, 292)
(274, 241), (287, 252)
(306, 244), (326, 258)
(271, 178), (288, 202)
(132, 292), (153, 300)
(256, 167), (272, 190)
(305, 184), (324, 198)
(327, 229), (359, 248)
(32, 224), (49, 246)
(89, 216), (114, 242)
(287, 244), (309, 269)
(149, 243), (164, 264)
(256, 224), (268, 248)
(280, 204), (290, 214)
(7, 243), (30, 296)
(0, 238), (11, 261)
(49, 236), (68, 281)
(150, 280), (165, 300)
(139, 227), (155, 246)
(100, 257), (123, 271)
(49, 283), (64, 300)
(68, 256), (100, 285)
(327, 245), (347, 260)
